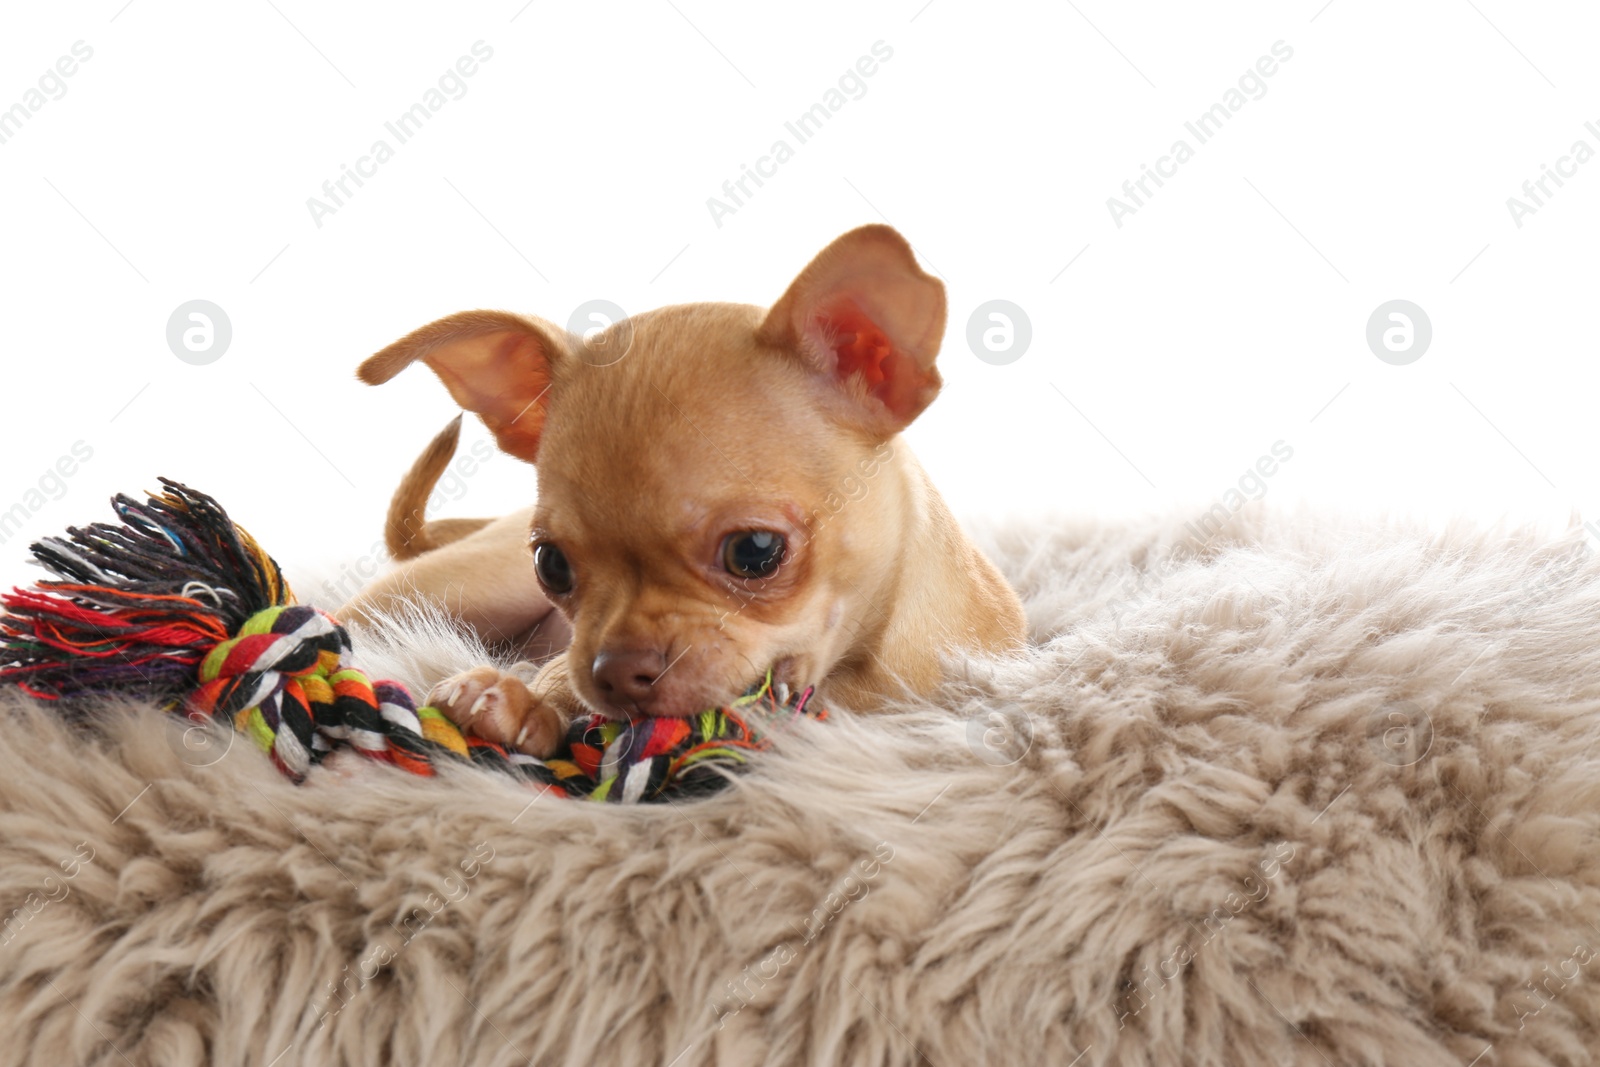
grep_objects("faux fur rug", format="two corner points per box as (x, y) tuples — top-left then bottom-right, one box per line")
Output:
(3, 507), (1599, 1067)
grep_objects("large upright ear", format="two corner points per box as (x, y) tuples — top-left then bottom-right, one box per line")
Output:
(757, 224), (946, 434)
(358, 310), (567, 462)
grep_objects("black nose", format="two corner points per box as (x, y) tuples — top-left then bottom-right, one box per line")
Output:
(591, 647), (665, 708)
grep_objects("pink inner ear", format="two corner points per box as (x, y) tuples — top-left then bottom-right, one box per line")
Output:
(423, 330), (553, 461)
(815, 299), (935, 425)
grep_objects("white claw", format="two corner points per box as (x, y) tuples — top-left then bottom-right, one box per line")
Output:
(514, 723), (531, 748)
(775, 681), (790, 704)
(444, 681), (464, 707)
(468, 693), (489, 721)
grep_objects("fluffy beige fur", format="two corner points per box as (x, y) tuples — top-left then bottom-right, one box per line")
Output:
(2, 507), (1599, 1066)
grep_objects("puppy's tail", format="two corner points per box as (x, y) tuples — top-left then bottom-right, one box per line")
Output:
(385, 415), (494, 561)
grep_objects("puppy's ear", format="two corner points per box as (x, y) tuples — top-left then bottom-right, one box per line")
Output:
(758, 224), (946, 434)
(358, 310), (566, 461)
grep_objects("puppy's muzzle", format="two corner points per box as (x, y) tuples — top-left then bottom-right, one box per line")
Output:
(591, 646), (667, 715)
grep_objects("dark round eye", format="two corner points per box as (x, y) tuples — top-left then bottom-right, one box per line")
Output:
(722, 530), (785, 580)
(533, 542), (574, 595)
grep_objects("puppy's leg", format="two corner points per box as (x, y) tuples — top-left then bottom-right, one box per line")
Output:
(339, 507), (553, 650)
(427, 654), (583, 758)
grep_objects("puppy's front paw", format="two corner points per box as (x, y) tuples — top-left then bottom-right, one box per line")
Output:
(428, 666), (564, 758)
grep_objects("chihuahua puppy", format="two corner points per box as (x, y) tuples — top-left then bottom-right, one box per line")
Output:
(340, 225), (1025, 757)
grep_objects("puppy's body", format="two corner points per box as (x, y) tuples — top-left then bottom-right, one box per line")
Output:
(342, 227), (1024, 754)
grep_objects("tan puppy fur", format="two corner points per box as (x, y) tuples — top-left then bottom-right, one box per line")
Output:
(341, 225), (1024, 755)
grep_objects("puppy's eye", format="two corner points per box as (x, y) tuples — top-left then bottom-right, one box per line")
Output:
(533, 542), (574, 595)
(722, 530), (785, 580)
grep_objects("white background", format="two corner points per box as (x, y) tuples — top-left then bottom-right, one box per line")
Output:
(2, 0), (1597, 596)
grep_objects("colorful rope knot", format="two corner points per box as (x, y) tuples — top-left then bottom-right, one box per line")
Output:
(0, 480), (824, 802)
(535, 682), (819, 801)
(187, 603), (469, 781)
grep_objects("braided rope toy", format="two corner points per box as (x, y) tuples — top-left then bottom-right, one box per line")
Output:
(0, 480), (821, 803)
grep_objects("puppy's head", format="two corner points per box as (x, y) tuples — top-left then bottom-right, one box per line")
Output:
(360, 225), (946, 718)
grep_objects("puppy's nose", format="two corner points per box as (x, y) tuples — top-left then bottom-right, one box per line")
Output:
(591, 647), (665, 710)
